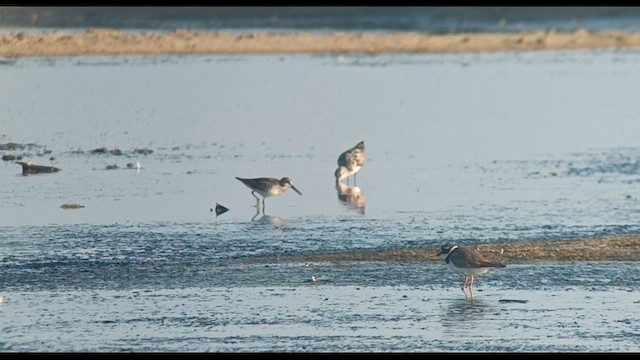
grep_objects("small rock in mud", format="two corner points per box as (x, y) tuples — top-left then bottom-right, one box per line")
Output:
(60, 203), (87, 209)
(0, 142), (19, 150)
(133, 148), (153, 155)
(91, 147), (122, 155)
(211, 203), (229, 217)
(0, 142), (42, 151)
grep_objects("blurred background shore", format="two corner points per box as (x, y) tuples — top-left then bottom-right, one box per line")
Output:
(3, 6), (640, 57)
(4, 6), (640, 33)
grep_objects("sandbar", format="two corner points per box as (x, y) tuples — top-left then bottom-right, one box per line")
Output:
(2, 28), (640, 57)
(243, 236), (640, 264)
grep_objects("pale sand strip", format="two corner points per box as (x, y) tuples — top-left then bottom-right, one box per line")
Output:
(239, 236), (640, 263)
(3, 28), (640, 57)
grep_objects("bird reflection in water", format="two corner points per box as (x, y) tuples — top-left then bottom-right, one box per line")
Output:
(251, 206), (286, 228)
(336, 181), (366, 215)
(440, 297), (493, 336)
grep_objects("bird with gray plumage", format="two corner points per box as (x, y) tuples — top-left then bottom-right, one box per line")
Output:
(335, 141), (366, 185)
(437, 243), (506, 298)
(236, 176), (302, 213)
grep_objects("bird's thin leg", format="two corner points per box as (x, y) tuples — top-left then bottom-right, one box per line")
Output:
(262, 198), (266, 214)
(469, 275), (475, 299)
(251, 191), (260, 207)
(461, 276), (469, 297)
(354, 173), (357, 186)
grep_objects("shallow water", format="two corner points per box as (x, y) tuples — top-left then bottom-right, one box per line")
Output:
(4, 7), (640, 34)
(1, 50), (640, 351)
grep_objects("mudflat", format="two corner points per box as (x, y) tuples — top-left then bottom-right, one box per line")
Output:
(247, 236), (640, 263)
(2, 28), (640, 57)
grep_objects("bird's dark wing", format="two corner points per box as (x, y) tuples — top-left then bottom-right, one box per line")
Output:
(337, 150), (352, 167)
(449, 247), (504, 268)
(236, 177), (278, 192)
(478, 260), (506, 268)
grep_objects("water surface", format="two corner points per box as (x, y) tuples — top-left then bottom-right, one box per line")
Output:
(1, 50), (640, 351)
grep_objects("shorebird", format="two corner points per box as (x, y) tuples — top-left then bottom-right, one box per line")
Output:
(437, 243), (506, 299)
(335, 141), (366, 185)
(236, 177), (302, 212)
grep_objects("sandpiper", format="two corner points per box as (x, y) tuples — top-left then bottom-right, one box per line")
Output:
(437, 243), (506, 299)
(335, 141), (366, 185)
(236, 177), (302, 212)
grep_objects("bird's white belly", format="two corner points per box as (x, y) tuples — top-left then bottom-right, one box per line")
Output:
(261, 187), (284, 198)
(338, 165), (361, 180)
(447, 262), (491, 276)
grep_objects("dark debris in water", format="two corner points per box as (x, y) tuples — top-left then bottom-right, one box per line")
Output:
(211, 203), (230, 217)
(2, 154), (20, 161)
(70, 147), (153, 156)
(133, 148), (153, 155)
(90, 147), (123, 155)
(60, 203), (87, 209)
(16, 161), (61, 175)
(0, 142), (43, 151)
(498, 299), (529, 304)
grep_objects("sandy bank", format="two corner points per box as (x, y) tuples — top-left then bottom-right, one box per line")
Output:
(2, 28), (640, 57)
(244, 236), (640, 264)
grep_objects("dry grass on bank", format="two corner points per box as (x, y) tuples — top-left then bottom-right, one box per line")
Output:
(3, 28), (640, 57)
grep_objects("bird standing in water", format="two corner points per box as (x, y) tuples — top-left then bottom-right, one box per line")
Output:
(335, 141), (366, 185)
(235, 177), (302, 213)
(437, 243), (506, 299)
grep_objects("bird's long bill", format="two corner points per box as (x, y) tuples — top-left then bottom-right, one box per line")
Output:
(436, 249), (442, 256)
(292, 185), (302, 196)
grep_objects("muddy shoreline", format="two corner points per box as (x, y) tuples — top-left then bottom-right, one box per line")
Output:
(3, 28), (640, 57)
(243, 236), (640, 264)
